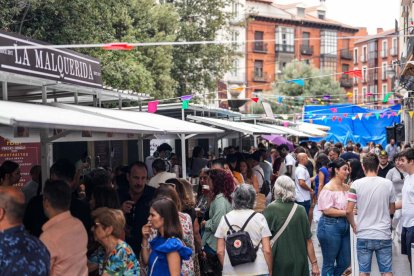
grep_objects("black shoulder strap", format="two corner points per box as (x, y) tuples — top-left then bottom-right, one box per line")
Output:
(255, 169), (265, 181)
(240, 212), (257, 232)
(224, 215), (235, 233)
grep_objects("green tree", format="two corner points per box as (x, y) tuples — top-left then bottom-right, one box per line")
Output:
(2, 0), (179, 99)
(171, 0), (235, 96)
(268, 60), (345, 114)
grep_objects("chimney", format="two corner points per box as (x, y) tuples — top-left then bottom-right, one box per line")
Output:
(296, 3), (305, 18)
(377, 28), (384, 34)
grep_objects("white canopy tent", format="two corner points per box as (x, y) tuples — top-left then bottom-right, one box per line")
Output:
(294, 123), (328, 137)
(0, 101), (223, 182)
(52, 103), (224, 177)
(186, 115), (286, 135)
(257, 123), (314, 138)
(0, 100), (166, 183)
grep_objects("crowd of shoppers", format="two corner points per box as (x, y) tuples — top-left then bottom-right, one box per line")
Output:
(2, 137), (414, 275)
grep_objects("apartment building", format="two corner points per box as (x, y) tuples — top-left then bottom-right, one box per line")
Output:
(352, 29), (399, 105)
(244, 0), (361, 99)
(399, 0), (414, 142)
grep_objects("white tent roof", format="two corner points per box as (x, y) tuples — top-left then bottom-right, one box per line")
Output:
(299, 122), (330, 131)
(0, 100), (161, 134)
(53, 103), (224, 135)
(294, 123), (328, 137)
(258, 123), (314, 137)
(187, 115), (285, 135)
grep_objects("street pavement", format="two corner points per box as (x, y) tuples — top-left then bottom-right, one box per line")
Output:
(311, 223), (411, 276)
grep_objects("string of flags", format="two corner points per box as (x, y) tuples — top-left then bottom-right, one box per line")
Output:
(307, 109), (403, 124)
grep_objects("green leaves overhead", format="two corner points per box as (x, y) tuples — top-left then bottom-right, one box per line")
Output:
(0, 0), (234, 100)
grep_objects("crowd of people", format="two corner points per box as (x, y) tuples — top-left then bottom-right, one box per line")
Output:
(0, 138), (413, 276)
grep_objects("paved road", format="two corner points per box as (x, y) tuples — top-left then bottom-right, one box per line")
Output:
(311, 224), (411, 275)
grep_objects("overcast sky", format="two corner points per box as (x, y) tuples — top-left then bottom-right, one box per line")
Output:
(275, 0), (400, 34)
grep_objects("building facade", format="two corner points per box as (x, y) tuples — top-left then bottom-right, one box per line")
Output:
(244, 0), (361, 99)
(399, 0), (414, 143)
(352, 29), (400, 105)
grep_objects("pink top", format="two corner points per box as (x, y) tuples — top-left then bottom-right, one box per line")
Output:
(40, 211), (88, 276)
(318, 189), (349, 211)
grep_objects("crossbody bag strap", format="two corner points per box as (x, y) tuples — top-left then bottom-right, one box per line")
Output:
(270, 203), (298, 247)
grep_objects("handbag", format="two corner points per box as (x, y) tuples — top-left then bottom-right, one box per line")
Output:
(270, 203), (298, 247)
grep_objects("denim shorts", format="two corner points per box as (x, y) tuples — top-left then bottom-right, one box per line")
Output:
(356, 238), (392, 273)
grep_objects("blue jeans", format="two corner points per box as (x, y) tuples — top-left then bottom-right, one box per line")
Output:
(356, 239), (393, 273)
(317, 215), (351, 276)
(296, 200), (311, 216)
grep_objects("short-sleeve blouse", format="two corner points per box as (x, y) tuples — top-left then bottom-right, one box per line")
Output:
(148, 237), (192, 276)
(89, 240), (140, 276)
(318, 188), (349, 211)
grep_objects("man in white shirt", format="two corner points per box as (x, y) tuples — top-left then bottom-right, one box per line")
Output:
(147, 158), (176, 188)
(276, 144), (295, 179)
(294, 153), (313, 216)
(346, 153), (396, 275)
(396, 148), (414, 266)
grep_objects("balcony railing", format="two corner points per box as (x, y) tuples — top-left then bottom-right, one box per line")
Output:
(390, 47), (398, 56)
(253, 42), (268, 53)
(300, 45), (313, 55)
(275, 44), (294, 53)
(252, 71), (269, 82)
(340, 76), (353, 88)
(340, 49), (353, 60)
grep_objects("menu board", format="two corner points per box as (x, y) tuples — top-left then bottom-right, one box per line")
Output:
(0, 136), (40, 188)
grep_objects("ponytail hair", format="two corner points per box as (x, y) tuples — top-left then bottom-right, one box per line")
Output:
(329, 158), (348, 178)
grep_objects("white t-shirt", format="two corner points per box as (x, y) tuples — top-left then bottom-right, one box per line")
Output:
(348, 176), (396, 240)
(253, 164), (264, 190)
(285, 154), (296, 179)
(294, 164), (311, 202)
(215, 209), (271, 276)
(402, 174), (414, 228)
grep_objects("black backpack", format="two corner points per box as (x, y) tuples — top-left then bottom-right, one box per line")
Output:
(224, 212), (260, 266)
(256, 170), (271, 196)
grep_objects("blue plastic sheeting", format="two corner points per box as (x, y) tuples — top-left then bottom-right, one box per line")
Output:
(303, 104), (401, 147)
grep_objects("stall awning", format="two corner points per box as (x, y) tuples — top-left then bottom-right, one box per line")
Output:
(187, 115), (285, 135)
(0, 100), (161, 134)
(294, 123), (328, 137)
(258, 123), (314, 137)
(53, 103), (224, 135)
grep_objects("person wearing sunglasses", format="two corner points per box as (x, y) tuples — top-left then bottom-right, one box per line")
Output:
(88, 207), (139, 275)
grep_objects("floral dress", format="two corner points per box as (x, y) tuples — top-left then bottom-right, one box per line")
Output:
(179, 212), (195, 276)
(89, 240), (140, 275)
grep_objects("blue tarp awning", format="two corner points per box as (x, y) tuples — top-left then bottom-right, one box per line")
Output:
(303, 104), (401, 147)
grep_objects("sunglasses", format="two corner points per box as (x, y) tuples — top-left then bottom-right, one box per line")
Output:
(92, 222), (102, 229)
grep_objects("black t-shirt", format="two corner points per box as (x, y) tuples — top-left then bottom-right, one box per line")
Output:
(23, 193), (92, 237)
(378, 162), (395, 178)
(118, 185), (156, 256)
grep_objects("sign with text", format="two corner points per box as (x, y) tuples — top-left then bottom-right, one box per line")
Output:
(0, 30), (102, 88)
(0, 136), (40, 188)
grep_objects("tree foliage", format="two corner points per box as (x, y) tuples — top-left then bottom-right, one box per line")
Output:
(171, 0), (235, 96)
(267, 60), (345, 114)
(0, 0), (233, 99)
